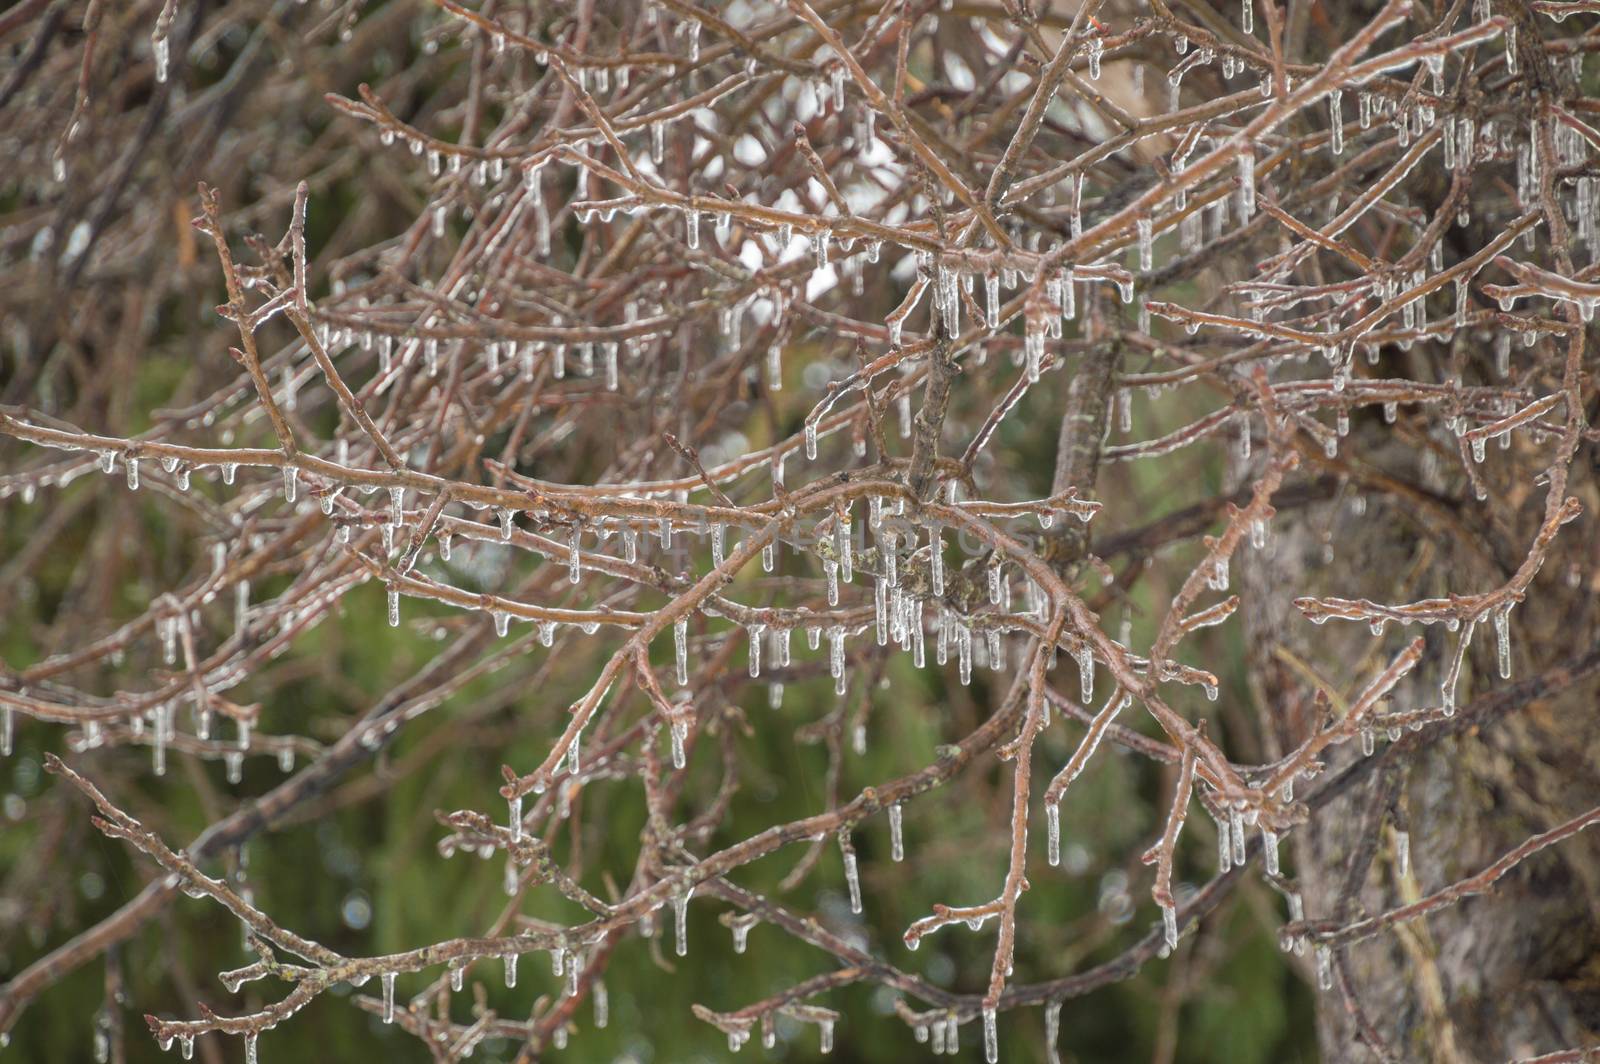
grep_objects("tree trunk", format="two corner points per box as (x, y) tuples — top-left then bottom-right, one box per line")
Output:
(1239, 420), (1600, 1061)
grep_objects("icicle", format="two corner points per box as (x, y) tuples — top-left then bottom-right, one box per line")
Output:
(841, 835), (862, 913)
(126, 458), (140, 491)
(1241, 0), (1253, 34)
(450, 963), (464, 992)
(1506, 23), (1517, 76)
(180, 1035), (194, 1059)
(985, 273), (1000, 330)
(504, 952), (518, 987)
(1263, 829), (1280, 875)
(568, 526), (582, 584)
(1137, 216), (1153, 271)
(748, 624), (764, 678)
(1314, 944), (1333, 990)
(983, 1005), (998, 1063)
(1395, 830), (1411, 878)
(820, 1019), (835, 1054)
(1495, 605), (1511, 678)
(1046, 1002), (1062, 1064)
(674, 890), (691, 956)
(828, 624), (846, 682)
(1237, 148), (1256, 220)
(1161, 902), (1178, 952)
(499, 507), (515, 541)
(1, 706), (12, 757)
(387, 588), (400, 627)
(670, 717), (688, 769)
(509, 795), (523, 843)
(382, 971), (397, 1022)
(1330, 91), (1344, 155)
(1047, 802), (1061, 866)
(244, 1033), (258, 1064)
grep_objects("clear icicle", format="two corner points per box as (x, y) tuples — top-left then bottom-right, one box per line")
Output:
(841, 836), (862, 913)
(282, 466), (297, 503)
(1161, 902), (1178, 952)
(675, 617), (689, 685)
(1494, 606), (1512, 679)
(509, 795), (523, 843)
(387, 588), (400, 627)
(1046, 1002), (1062, 1064)
(504, 952), (518, 987)
(1237, 149), (1256, 220)
(382, 971), (397, 1023)
(889, 803), (904, 861)
(244, 1033), (258, 1064)
(983, 1006), (998, 1063)
(1047, 802), (1061, 866)
(674, 890), (690, 956)
(671, 719), (688, 769)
